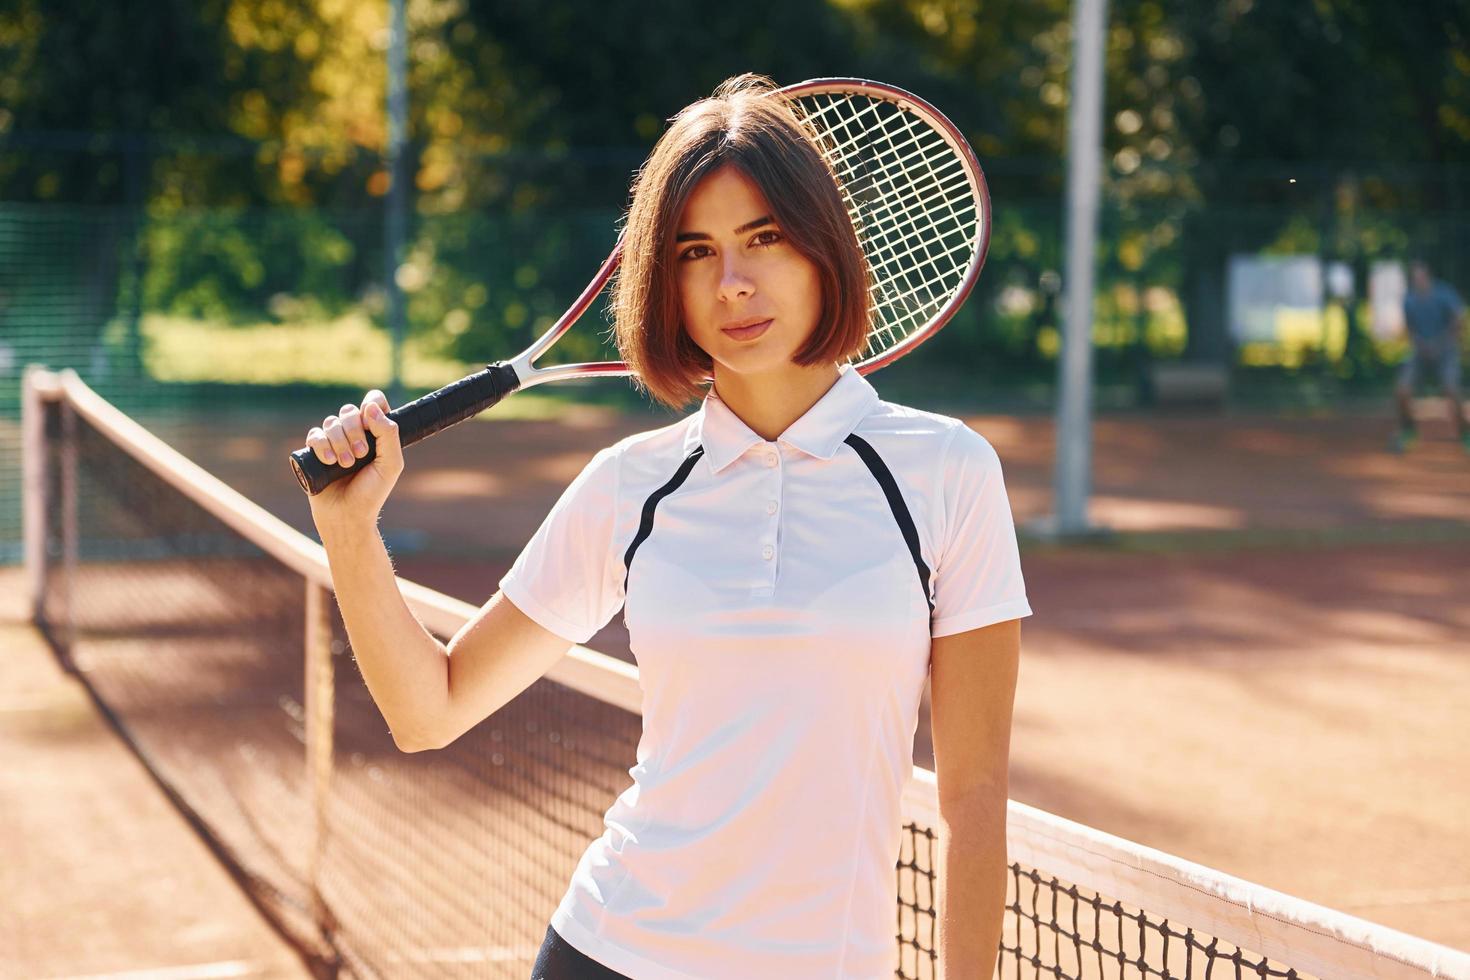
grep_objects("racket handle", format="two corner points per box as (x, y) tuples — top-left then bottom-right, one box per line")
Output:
(290, 362), (522, 496)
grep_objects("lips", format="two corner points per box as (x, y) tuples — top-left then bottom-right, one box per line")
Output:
(721, 318), (772, 341)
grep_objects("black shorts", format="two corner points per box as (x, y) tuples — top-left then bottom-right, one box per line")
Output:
(531, 925), (633, 980)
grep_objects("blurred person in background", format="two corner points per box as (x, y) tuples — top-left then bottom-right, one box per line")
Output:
(1391, 259), (1469, 455)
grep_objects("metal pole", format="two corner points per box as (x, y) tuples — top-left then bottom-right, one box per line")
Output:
(123, 138), (147, 383)
(384, 0), (409, 408)
(1051, 0), (1110, 537)
(22, 367), (52, 626)
(60, 394), (78, 665)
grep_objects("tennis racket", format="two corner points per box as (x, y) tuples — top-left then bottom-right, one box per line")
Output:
(291, 76), (991, 495)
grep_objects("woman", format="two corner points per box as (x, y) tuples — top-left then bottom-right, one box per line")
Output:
(304, 74), (1030, 980)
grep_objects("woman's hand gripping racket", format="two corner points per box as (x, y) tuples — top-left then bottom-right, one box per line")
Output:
(290, 77), (992, 495)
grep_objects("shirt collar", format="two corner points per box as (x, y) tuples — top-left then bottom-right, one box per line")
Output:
(683, 363), (881, 474)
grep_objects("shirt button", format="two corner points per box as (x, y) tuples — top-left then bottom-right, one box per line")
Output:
(764, 452), (778, 467)
(765, 500), (778, 515)
(761, 545), (774, 560)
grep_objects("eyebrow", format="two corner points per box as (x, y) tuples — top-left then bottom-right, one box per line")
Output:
(674, 215), (774, 243)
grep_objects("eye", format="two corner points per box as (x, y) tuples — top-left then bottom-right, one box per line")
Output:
(679, 243), (713, 261)
(751, 229), (783, 247)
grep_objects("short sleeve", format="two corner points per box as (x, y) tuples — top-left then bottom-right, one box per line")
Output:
(498, 445), (624, 645)
(930, 424), (1033, 638)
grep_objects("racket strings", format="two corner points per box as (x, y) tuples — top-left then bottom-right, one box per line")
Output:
(841, 114), (974, 352)
(849, 169), (972, 286)
(793, 91), (982, 361)
(854, 162), (972, 248)
(797, 95), (967, 271)
(843, 113), (963, 246)
(866, 241), (980, 347)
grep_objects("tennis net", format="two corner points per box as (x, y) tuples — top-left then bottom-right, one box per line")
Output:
(22, 366), (1469, 980)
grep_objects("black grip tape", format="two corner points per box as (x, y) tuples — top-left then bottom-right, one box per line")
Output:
(290, 362), (522, 496)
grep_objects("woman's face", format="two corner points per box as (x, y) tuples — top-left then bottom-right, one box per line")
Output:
(674, 165), (823, 382)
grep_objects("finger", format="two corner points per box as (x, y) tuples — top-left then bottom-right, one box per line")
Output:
(316, 416), (349, 463)
(363, 390), (391, 416)
(362, 399), (401, 464)
(323, 419), (355, 467)
(305, 427), (337, 465)
(338, 403), (369, 458)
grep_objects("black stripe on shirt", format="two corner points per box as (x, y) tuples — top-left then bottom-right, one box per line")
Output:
(622, 445), (705, 593)
(843, 433), (935, 618)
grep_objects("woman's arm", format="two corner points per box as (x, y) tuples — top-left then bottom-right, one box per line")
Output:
(306, 393), (599, 753)
(929, 617), (1022, 979)
(318, 521), (572, 753)
(316, 521), (451, 752)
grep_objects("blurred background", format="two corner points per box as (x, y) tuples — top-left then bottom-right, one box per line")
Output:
(4, 1), (1468, 426)
(3, 2), (1469, 978)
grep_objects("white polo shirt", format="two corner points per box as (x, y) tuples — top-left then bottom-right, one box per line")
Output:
(498, 363), (1032, 979)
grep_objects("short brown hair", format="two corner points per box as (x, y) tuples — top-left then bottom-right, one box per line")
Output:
(612, 74), (871, 411)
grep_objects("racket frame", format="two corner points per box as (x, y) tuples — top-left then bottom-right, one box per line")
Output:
(780, 77), (992, 375)
(514, 76), (992, 389)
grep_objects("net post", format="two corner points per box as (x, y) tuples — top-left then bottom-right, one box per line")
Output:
(304, 580), (337, 955)
(21, 366), (55, 627)
(58, 390), (78, 666)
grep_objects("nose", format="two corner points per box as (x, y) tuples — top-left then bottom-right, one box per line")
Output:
(716, 251), (755, 303)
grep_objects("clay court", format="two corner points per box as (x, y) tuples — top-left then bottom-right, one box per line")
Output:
(5, 397), (1468, 976)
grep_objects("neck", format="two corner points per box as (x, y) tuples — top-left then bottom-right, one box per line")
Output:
(711, 361), (843, 441)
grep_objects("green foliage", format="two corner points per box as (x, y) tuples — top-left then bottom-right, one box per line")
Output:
(4, 0), (1469, 383)
(406, 206), (623, 367)
(142, 208), (365, 323)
